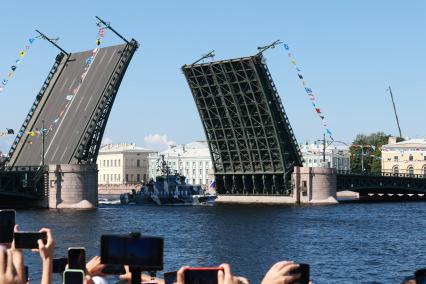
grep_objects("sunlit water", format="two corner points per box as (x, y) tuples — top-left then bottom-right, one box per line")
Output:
(16, 200), (426, 283)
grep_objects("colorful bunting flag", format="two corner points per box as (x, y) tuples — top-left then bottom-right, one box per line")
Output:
(43, 22), (109, 138)
(0, 37), (36, 95)
(283, 43), (334, 141)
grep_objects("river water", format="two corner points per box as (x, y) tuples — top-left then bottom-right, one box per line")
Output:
(16, 201), (426, 283)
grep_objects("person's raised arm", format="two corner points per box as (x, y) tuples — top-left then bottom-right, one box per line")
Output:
(36, 228), (55, 284)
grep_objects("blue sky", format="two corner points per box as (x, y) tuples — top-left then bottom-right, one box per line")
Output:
(0, 0), (425, 152)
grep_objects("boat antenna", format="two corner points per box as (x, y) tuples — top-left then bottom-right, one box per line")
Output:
(387, 86), (403, 138)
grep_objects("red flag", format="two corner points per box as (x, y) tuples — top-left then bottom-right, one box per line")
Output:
(315, 108), (321, 114)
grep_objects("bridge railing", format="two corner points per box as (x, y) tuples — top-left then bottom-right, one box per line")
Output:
(337, 170), (426, 179)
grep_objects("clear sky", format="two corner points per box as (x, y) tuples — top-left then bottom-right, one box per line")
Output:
(0, 0), (425, 153)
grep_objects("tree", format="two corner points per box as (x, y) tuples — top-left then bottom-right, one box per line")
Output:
(350, 132), (394, 173)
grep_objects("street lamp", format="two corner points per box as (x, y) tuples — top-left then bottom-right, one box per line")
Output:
(351, 144), (373, 173)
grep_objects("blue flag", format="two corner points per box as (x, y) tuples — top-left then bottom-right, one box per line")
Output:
(283, 44), (289, 50)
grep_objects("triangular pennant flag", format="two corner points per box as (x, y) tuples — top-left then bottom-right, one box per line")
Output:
(11, 66), (16, 71)
(283, 44), (289, 50)
(315, 108), (321, 114)
(7, 72), (13, 78)
(15, 59), (21, 65)
(298, 74), (303, 79)
(28, 38), (35, 44)
(19, 51), (26, 58)
(96, 39), (101, 46)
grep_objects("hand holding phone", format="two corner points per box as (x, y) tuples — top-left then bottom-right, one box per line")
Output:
(290, 263), (310, 284)
(53, 257), (68, 274)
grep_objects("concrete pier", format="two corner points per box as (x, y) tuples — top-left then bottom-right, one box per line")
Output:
(292, 166), (338, 204)
(47, 164), (98, 209)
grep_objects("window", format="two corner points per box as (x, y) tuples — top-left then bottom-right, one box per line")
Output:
(137, 174), (140, 182)
(130, 174), (134, 181)
(103, 160), (105, 167)
(409, 155), (413, 161)
(308, 159), (312, 163)
(118, 160), (121, 167)
(126, 174), (129, 182)
(424, 156), (426, 161)
(199, 162), (203, 167)
(192, 169), (196, 175)
(106, 160), (109, 167)
(393, 166), (399, 175)
(137, 159), (140, 167)
(199, 169), (202, 175)
(103, 174), (105, 182)
(408, 166), (414, 176)
(118, 174), (121, 182)
(394, 156), (398, 162)
(423, 166), (426, 176)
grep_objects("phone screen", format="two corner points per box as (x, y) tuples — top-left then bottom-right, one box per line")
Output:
(14, 232), (47, 249)
(53, 257), (68, 274)
(68, 248), (86, 270)
(63, 270), (84, 284)
(415, 268), (426, 284)
(24, 266), (28, 283)
(0, 210), (15, 243)
(164, 271), (177, 284)
(101, 235), (163, 269)
(184, 268), (222, 284)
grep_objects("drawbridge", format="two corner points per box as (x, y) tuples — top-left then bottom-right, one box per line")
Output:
(0, 38), (138, 202)
(182, 54), (303, 195)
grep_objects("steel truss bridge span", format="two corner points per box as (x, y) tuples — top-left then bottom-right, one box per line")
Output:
(6, 40), (138, 167)
(182, 54), (303, 195)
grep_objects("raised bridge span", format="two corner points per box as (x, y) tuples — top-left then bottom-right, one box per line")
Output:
(182, 53), (426, 197)
(7, 40), (138, 167)
(0, 39), (138, 203)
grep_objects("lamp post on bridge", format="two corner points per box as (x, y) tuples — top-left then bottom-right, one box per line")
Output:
(351, 144), (373, 173)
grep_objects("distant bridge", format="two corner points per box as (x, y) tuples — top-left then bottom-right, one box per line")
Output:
(337, 171), (426, 196)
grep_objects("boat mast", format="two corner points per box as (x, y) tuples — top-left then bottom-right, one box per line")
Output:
(387, 86), (402, 138)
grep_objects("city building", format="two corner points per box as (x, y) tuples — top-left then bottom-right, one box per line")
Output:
(97, 143), (155, 185)
(300, 142), (350, 170)
(381, 137), (426, 175)
(148, 141), (213, 187)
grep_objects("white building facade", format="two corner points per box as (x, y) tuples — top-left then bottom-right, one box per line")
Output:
(300, 142), (350, 171)
(97, 143), (155, 185)
(148, 141), (213, 187)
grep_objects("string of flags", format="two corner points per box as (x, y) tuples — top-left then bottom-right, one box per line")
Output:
(42, 22), (109, 137)
(283, 43), (334, 141)
(0, 37), (37, 94)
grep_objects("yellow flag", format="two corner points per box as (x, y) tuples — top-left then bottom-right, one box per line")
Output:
(27, 131), (35, 136)
(19, 51), (26, 58)
(96, 39), (101, 46)
(7, 72), (13, 78)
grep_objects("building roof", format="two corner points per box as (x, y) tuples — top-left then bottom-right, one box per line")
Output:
(151, 141), (210, 159)
(382, 138), (426, 150)
(99, 143), (154, 154)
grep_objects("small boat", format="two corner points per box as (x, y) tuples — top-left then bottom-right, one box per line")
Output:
(120, 155), (216, 206)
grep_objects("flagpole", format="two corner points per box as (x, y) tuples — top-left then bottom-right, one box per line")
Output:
(42, 120), (45, 167)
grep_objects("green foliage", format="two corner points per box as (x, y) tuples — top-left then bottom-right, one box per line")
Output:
(350, 132), (393, 173)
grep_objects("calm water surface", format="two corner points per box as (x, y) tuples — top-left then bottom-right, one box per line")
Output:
(16, 201), (426, 283)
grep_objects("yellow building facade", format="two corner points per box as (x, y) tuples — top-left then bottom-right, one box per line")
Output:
(381, 137), (426, 176)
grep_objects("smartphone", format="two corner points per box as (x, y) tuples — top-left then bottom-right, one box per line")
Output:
(101, 234), (163, 270)
(290, 263), (310, 284)
(53, 257), (68, 274)
(24, 266), (28, 283)
(164, 271), (177, 284)
(14, 232), (47, 249)
(184, 267), (224, 284)
(0, 210), (15, 243)
(63, 269), (84, 284)
(415, 268), (426, 284)
(101, 264), (126, 275)
(68, 247), (86, 270)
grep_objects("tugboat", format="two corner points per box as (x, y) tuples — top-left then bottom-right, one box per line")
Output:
(120, 155), (216, 205)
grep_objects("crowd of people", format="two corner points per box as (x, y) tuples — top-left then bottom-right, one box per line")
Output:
(0, 224), (313, 284)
